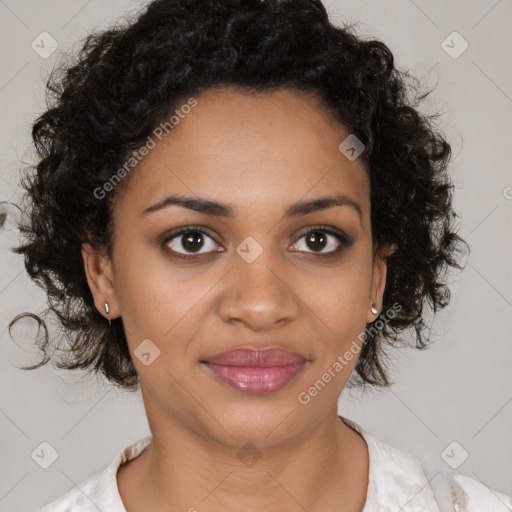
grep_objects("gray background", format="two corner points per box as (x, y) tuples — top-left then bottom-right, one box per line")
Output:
(0, 1), (511, 510)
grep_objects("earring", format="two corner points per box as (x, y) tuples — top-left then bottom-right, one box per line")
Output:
(104, 302), (111, 331)
(371, 305), (378, 315)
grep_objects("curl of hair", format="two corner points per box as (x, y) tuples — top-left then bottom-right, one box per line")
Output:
(9, 0), (468, 391)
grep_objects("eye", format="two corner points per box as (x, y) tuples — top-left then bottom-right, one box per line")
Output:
(290, 225), (353, 255)
(161, 224), (353, 260)
(162, 226), (223, 258)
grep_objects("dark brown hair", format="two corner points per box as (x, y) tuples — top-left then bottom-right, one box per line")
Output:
(8, 0), (468, 391)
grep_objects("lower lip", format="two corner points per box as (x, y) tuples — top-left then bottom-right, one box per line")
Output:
(202, 362), (307, 394)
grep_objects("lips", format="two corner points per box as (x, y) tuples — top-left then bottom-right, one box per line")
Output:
(202, 347), (309, 394)
(204, 347), (308, 366)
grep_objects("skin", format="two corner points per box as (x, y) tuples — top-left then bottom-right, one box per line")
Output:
(82, 86), (393, 512)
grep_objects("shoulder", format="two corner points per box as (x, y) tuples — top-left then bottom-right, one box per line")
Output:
(340, 416), (512, 511)
(41, 472), (104, 512)
(41, 435), (152, 512)
(449, 472), (512, 512)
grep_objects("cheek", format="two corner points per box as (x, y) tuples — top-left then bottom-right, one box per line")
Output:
(113, 248), (219, 377)
(300, 275), (370, 391)
(306, 284), (368, 365)
(304, 256), (372, 339)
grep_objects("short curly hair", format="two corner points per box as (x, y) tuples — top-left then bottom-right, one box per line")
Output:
(9, 0), (468, 392)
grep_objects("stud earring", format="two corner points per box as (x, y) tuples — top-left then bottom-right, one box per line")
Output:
(371, 305), (378, 315)
(104, 302), (111, 331)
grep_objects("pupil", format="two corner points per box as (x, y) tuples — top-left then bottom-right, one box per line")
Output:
(183, 231), (204, 252)
(307, 231), (326, 251)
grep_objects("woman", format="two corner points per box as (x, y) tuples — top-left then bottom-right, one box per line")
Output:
(9, 0), (511, 510)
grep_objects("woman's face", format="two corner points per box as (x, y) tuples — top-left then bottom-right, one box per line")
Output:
(84, 87), (388, 449)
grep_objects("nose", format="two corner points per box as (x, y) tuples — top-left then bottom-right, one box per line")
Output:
(217, 248), (300, 332)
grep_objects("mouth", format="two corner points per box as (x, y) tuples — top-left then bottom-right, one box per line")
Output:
(201, 347), (309, 395)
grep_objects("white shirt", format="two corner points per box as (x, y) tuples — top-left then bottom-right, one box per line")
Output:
(42, 415), (512, 511)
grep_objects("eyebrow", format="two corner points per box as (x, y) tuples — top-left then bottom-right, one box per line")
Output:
(140, 193), (362, 221)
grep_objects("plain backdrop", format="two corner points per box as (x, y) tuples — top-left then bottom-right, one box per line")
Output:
(0, 1), (511, 510)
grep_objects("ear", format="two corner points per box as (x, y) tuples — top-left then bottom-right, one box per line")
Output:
(366, 243), (396, 323)
(81, 243), (119, 319)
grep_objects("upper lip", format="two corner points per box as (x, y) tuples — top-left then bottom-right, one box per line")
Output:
(202, 347), (308, 367)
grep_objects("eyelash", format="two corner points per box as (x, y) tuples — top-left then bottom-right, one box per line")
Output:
(161, 224), (353, 260)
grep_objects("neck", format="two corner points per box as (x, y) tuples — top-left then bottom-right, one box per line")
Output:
(118, 409), (369, 512)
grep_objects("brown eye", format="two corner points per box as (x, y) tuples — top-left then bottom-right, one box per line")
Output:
(291, 226), (353, 255)
(181, 231), (206, 252)
(163, 228), (222, 257)
(304, 231), (328, 252)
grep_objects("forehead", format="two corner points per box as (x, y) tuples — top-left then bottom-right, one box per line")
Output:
(118, 87), (370, 217)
